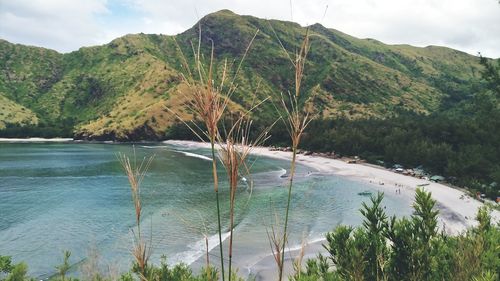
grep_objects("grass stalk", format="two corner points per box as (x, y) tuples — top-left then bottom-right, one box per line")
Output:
(118, 150), (154, 280)
(175, 209), (215, 280)
(266, 206), (285, 279)
(218, 118), (271, 281)
(279, 147), (297, 280)
(293, 237), (307, 280)
(211, 141), (225, 280)
(169, 25), (259, 281)
(270, 27), (311, 281)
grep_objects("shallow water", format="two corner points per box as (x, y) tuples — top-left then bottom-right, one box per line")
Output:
(0, 143), (413, 278)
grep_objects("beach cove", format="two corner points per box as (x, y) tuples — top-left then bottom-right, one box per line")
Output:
(0, 139), (498, 280)
(167, 140), (500, 234)
(166, 140), (500, 280)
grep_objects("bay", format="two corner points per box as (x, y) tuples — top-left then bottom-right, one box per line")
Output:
(0, 143), (413, 278)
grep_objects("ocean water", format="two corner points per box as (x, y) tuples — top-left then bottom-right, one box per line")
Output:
(0, 143), (413, 278)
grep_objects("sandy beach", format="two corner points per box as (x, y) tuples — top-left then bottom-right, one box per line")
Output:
(166, 140), (499, 233)
(2, 138), (496, 279)
(166, 139), (500, 280)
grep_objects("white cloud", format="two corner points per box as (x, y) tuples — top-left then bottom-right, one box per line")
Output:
(321, 0), (500, 57)
(0, 0), (499, 57)
(0, 0), (109, 51)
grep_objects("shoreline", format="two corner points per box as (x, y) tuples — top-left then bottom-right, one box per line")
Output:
(3, 138), (498, 280)
(4, 138), (497, 230)
(165, 139), (500, 280)
(165, 140), (499, 233)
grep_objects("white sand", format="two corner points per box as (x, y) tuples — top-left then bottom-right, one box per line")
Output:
(168, 139), (500, 280)
(0, 137), (74, 142)
(166, 139), (499, 235)
(7, 138), (494, 279)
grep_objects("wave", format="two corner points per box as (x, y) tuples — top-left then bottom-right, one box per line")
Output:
(139, 145), (212, 162)
(140, 145), (158, 149)
(286, 235), (326, 253)
(139, 145), (170, 149)
(169, 231), (231, 265)
(176, 151), (213, 161)
(278, 167), (287, 178)
(248, 167), (288, 188)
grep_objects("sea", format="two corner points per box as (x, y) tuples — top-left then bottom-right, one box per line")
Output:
(0, 142), (413, 278)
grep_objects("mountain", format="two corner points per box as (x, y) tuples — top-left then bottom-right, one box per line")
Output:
(0, 10), (488, 140)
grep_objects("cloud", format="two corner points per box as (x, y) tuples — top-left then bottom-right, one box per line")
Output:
(0, 0), (499, 57)
(322, 0), (500, 57)
(0, 0), (109, 52)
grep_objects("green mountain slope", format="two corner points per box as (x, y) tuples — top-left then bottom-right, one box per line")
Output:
(0, 10), (488, 140)
(0, 94), (38, 129)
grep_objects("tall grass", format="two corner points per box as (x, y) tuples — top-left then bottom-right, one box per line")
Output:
(168, 25), (259, 280)
(176, 209), (215, 280)
(122, 17), (309, 281)
(217, 118), (270, 281)
(118, 150), (154, 280)
(292, 238), (307, 280)
(272, 27), (312, 281)
(266, 208), (286, 279)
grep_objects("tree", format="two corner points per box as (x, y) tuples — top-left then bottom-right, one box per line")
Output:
(296, 189), (499, 281)
(479, 55), (500, 95)
(360, 192), (389, 280)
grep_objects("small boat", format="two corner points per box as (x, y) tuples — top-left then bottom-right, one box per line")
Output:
(358, 191), (373, 196)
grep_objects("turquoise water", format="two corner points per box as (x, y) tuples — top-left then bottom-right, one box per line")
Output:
(0, 143), (413, 278)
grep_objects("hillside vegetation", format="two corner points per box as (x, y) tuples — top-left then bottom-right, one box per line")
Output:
(0, 10), (487, 140)
(1, 9), (498, 198)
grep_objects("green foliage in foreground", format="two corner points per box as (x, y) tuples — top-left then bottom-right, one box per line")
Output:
(0, 256), (29, 281)
(122, 256), (222, 281)
(291, 189), (500, 281)
(0, 254), (239, 281)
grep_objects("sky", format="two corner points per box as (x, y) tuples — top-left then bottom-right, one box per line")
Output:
(0, 0), (499, 57)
